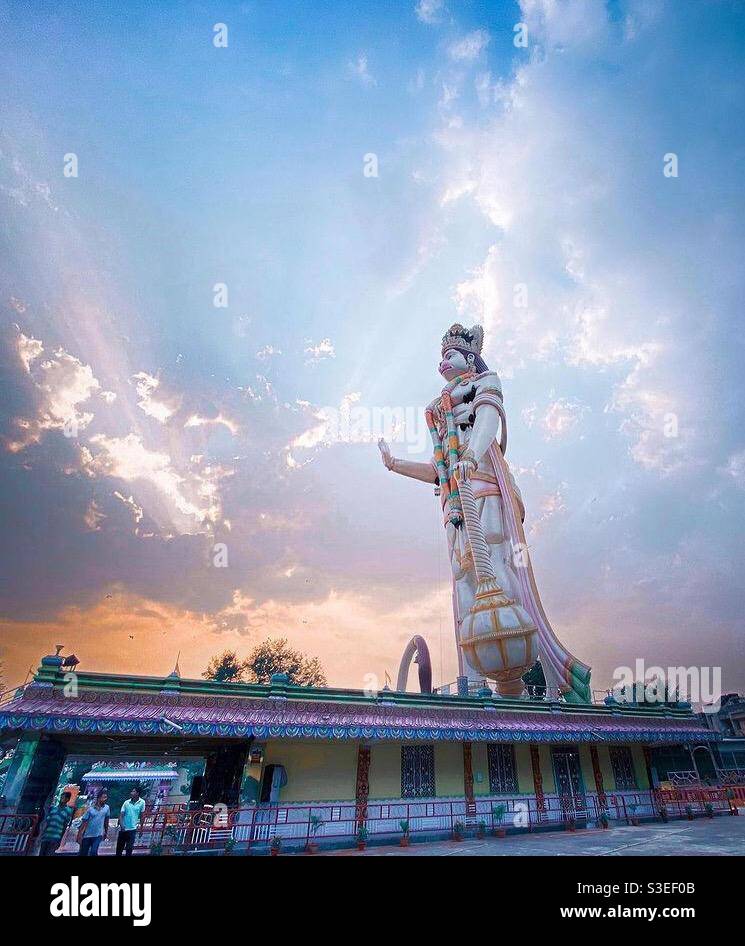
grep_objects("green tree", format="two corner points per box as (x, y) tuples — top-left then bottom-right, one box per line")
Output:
(244, 638), (327, 686)
(202, 650), (246, 683)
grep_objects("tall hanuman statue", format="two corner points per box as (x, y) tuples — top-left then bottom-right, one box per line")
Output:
(379, 324), (591, 703)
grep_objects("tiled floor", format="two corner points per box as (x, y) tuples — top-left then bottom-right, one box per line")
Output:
(320, 815), (745, 856)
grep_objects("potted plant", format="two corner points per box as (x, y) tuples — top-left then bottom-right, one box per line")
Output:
(598, 808), (610, 829)
(452, 820), (465, 841)
(149, 840), (163, 857)
(566, 814), (577, 832)
(704, 802), (714, 819)
(399, 819), (411, 847)
(627, 803), (640, 826)
(491, 803), (507, 838)
(476, 819), (487, 839)
(270, 836), (282, 857)
(161, 822), (179, 855)
(306, 814), (324, 854)
(356, 825), (368, 851)
(684, 804), (694, 821)
(657, 804), (669, 823)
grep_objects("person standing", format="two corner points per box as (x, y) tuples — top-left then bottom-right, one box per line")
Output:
(116, 787), (146, 856)
(77, 788), (110, 856)
(38, 791), (73, 856)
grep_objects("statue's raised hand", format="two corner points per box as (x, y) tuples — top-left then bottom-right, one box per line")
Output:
(378, 438), (395, 471)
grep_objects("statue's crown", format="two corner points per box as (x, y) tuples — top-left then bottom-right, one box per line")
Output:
(441, 323), (484, 357)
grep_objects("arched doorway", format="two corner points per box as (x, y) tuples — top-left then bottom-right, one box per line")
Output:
(691, 745), (718, 784)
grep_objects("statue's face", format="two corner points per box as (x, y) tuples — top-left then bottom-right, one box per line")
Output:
(439, 346), (469, 380)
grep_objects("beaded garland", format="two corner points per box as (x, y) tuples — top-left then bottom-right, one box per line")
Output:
(425, 370), (477, 528)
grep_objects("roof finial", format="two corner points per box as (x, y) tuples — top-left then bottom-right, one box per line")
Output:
(168, 652), (181, 679)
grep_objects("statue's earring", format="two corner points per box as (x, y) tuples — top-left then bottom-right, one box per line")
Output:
(467, 353), (475, 367)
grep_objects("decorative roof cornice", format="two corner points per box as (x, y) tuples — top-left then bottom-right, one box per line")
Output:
(0, 682), (718, 745)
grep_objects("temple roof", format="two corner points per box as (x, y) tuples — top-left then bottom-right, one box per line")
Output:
(81, 766), (177, 781)
(0, 664), (717, 745)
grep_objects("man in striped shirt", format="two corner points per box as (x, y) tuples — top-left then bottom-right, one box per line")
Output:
(38, 791), (73, 856)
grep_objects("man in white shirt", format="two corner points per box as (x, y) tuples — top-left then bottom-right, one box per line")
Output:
(116, 787), (146, 856)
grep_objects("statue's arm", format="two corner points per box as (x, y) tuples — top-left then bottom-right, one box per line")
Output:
(457, 373), (505, 474)
(467, 402), (501, 468)
(378, 439), (438, 484)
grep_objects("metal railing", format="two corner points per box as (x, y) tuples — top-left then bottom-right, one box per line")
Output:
(10, 785), (742, 855)
(669, 767), (745, 787)
(128, 786), (740, 854)
(0, 813), (38, 854)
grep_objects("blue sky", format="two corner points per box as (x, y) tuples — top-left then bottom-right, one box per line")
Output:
(1, 0), (744, 696)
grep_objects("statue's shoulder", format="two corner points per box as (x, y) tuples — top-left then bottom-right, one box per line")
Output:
(473, 370), (503, 396)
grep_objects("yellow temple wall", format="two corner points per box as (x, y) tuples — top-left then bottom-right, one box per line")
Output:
(515, 744), (535, 793)
(368, 743), (402, 798)
(262, 740), (358, 801)
(258, 738), (651, 804)
(597, 746), (616, 790)
(536, 745), (556, 793)
(434, 742), (464, 796)
(472, 742), (490, 795)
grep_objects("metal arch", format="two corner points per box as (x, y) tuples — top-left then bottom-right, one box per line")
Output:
(396, 636), (433, 694)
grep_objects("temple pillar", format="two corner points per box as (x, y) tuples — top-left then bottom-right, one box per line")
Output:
(643, 745), (659, 789)
(0, 734), (40, 811)
(355, 744), (371, 826)
(239, 743), (264, 805)
(202, 741), (251, 807)
(589, 745), (607, 808)
(530, 744), (546, 813)
(463, 741), (475, 808)
(0, 733), (66, 816)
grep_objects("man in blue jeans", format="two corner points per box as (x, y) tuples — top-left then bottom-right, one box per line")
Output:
(116, 787), (146, 856)
(77, 788), (110, 856)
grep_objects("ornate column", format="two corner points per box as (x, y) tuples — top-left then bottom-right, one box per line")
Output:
(590, 745), (607, 808)
(463, 742), (475, 808)
(530, 745), (546, 813)
(0, 733), (41, 811)
(355, 744), (371, 826)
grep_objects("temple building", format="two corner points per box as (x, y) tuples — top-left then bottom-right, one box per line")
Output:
(0, 648), (722, 850)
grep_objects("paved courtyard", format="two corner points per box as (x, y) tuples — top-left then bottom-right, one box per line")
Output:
(322, 815), (745, 856)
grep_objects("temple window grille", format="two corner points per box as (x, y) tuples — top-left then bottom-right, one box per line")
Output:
(487, 744), (519, 794)
(401, 745), (435, 798)
(609, 746), (638, 790)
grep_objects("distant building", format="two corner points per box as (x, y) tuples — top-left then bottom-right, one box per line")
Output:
(701, 693), (745, 776)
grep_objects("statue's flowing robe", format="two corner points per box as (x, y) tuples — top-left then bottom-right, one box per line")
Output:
(432, 375), (591, 703)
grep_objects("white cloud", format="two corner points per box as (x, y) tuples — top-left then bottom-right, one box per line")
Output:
(415, 0), (444, 25)
(255, 345), (282, 361)
(6, 331), (100, 451)
(113, 491), (145, 524)
(85, 432), (226, 529)
(184, 413), (239, 435)
(83, 500), (105, 532)
(303, 338), (336, 364)
(541, 398), (588, 440)
(17, 331), (43, 372)
(132, 371), (177, 423)
(348, 54), (376, 87)
(448, 29), (490, 62)
(719, 450), (745, 490)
